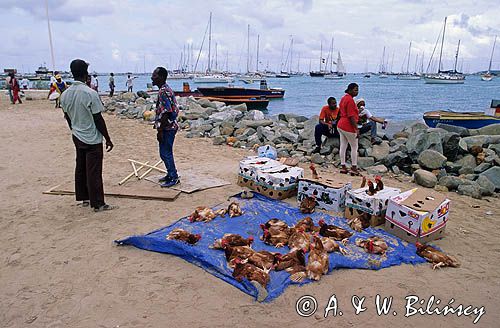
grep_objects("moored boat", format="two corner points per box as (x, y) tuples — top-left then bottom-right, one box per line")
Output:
(423, 100), (500, 129)
(195, 96), (269, 110)
(197, 80), (284, 99)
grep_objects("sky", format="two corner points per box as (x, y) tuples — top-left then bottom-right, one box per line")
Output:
(1, 0), (499, 74)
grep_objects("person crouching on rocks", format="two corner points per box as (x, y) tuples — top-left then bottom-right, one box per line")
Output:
(356, 98), (387, 145)
(313, 97), (339, 154)
(151, 67), (180, 188)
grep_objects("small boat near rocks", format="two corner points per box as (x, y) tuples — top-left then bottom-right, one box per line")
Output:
(424, 100), (500, 129)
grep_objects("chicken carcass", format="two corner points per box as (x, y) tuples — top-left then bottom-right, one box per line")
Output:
(211, 234), (254, 249)
(309, 164), (320, 180)
(300, 196), (316, 214)
(321, 237), (347, 255)
(214, 208), (228, 217)
(287, 227), (311, 252)
(261, 219), (289, 233)
(366, 180), (376, 196)
(306, 236), (330, 281)
(223, 244), (256, 267)
(262, 228), (290, 248)
(274, 249), (306, 272)
(248, 250), (278, 271)
(166, 228), (201, 245)
(356, 236), (388, 255)
(347, 212), (371, 232)
(228, 202), (243, 217)
(260, 219), (290, 247)
(374, 175), (384, 191)
(318, 219), (352, 244)
(189, 206), (216, 222)
(416, 242), (460, 270)
(232, 258), (270, 301)
(294, 216), (315, 232)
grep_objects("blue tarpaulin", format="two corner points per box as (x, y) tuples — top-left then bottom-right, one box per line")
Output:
(116, 193), (426, 301)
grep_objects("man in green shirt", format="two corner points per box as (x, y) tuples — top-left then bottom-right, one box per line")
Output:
(60, 59), (116, 212)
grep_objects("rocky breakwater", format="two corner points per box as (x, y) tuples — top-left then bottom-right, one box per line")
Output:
(101, 94), (499, 199)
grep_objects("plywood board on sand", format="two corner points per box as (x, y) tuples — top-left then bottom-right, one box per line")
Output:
(44, 181), (180, 201)
(145, 169), (231, 194)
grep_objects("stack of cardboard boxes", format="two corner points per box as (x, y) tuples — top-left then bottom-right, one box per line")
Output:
(238, 156), (304, 200)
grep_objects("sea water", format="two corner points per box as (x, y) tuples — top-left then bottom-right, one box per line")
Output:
(96, 74), (499, 132)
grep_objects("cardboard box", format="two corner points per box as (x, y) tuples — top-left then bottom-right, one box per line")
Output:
(256, 165), (304, 189)
(237, 175), (297, 200)
(297, 178), (352, 213)
(384, 188), (450, 243)
(238, 157), (281, 180)
(344, 207), (385, 227)
(345, 187), (401, 216)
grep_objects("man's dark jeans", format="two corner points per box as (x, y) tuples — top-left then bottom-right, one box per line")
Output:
(72, 136), (105, 209)
(359, 121), (377, 137)
(159, 129), (178, 180)
(314, 123), (339, 147)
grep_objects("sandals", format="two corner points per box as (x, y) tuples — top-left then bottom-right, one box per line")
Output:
(350, 167), (362, 176)
(94, 204), (119, 212)
(339, 165), (349, 174)
(77, 200), (90, 207)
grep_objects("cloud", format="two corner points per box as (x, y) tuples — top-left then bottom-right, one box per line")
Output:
(0, 0), (114, 22)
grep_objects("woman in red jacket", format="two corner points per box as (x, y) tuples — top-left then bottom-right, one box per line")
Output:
(337, 83), (360, 175)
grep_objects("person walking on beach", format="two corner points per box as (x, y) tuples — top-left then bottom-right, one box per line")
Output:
(356, 98), (387, 145)
(5, 74), (13, 104)
(9, 73), (22, 104)
(60, 59), (117, 212)
(126, 74), (135, 92)
(50, 71), (59, 85)
(313, 97), (339, 153)
(108, 73), (115, 97)
(21, 76), (29, 90)
(48, 74), (68, 108)
(337, 83), (360, 176)
(151, 67), (180, 188)
(91, 74), (99, 92)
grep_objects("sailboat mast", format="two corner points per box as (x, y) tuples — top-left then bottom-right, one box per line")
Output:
(453, 39), (461, 73)
(45, 0), (56, 72)
(488, 35), (497, 72)
(406, 42), (412, 74)
(256, 34), (260, 72)
(215, 42), (218, 71)
(381, 46), (386, 73)
(246, 24), (250, 73)
(319, 41), (323, 71)
(289, 37), (293, 73)
(438, 16), (447, 73)
(280, 42), (284, 72)
(208, 12), (212, 73)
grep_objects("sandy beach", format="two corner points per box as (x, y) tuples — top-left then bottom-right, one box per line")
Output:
(1, 97), (499, 328)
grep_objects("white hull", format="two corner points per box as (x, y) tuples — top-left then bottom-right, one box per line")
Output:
(396, 75), (421, 80)
(193, 76), (234, 83)
(324, 75), (344, 80)
(379, 74), (389, 78)
(424, 75), (465, 84)
(481, 75), (494, 81)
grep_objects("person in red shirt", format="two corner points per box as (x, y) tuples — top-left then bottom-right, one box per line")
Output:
(337, 83), (360, 175)
(313, 97), (339, 153)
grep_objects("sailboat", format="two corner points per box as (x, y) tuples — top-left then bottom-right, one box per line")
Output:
(194, 13), (234, 84)
(310, 41), (328, 76)
(424, 17), (465, 84)
(325, 52), (346, 79)
(397, 42), (421, 80)
(378, 46), (389, 78)
(481, 36), (497, 81)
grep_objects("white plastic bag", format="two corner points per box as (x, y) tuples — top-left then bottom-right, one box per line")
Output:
(258, 145), (277, 160)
